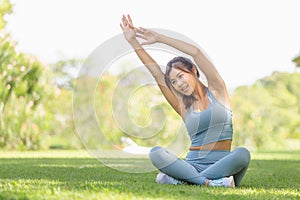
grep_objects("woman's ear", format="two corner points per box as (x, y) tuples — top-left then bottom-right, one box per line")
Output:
(191, 66), (198, 76)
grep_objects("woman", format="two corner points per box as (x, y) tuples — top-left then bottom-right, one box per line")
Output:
(120, 15), (250, 188)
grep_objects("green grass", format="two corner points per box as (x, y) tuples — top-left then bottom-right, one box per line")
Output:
(0, 150), (299, 200)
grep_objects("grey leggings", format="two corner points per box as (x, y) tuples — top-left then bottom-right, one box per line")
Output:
(149, 146), (251, 186)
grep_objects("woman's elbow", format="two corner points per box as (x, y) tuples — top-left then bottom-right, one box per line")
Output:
(191, 48), (201, 58)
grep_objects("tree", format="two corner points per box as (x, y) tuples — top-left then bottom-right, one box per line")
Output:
(292, 53), (300, 72)
(0, 0), (12, 30)
(231, 72), (300, 150)
(51, 58), (83, 89)
(0, 0), (56, 150)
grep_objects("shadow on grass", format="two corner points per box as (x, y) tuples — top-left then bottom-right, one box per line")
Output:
(0, 156), (299, 199)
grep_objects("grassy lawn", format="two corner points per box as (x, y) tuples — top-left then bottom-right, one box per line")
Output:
(0, 150), (299, 200)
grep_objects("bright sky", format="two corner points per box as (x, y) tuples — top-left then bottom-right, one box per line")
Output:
(5, 0), (300, 89)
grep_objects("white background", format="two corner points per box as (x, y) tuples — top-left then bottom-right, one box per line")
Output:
(5, 0), (300, 89)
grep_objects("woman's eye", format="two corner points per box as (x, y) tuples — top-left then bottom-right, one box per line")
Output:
(179, 74), (183, 78)
(171, 80), (176, 85)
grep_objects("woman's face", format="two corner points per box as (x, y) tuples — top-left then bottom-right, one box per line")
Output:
(169, 64), (197, 96)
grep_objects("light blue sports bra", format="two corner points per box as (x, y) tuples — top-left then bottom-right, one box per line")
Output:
(185, 88), (233, 146)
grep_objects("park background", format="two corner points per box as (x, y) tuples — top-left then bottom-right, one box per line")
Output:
(1, 0), (300, 151)
(0, 0), (300, 199)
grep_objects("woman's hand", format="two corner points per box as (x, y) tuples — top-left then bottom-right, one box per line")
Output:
(120, 14), (159, 45)
(136, 27), (160, 45)
(120, 14), (137, 43)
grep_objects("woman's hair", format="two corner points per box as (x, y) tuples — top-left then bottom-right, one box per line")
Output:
(164, 56), (200, 109)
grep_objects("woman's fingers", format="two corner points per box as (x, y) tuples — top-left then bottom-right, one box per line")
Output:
(122, 15), (130, 27)
(127, 14), (134, 27)
(136, 28), (143, 34)
(120, 23), (124, 30)
(136, 27), (147, 35)
(121, 14), (140, 33)
(139, 27), (148, 32)
(121, 17), (126, 27)
(127, 14), (132, 23)
(141, 41), (150, 45)
(122, 14), (137, 29)
(136, 34), (146, 40)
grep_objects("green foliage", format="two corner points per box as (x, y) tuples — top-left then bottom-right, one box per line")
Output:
(1, 0), (299, 151)
(46, 88), (82, 150)
(0, 1), (57, 150)
(45, 59), (83, 149)
(231, 72), (300, 150)
(93, 70), (183, 149)
(72, 70), (300, 151)
(292, 53), (300, 67)
(0, 0), (12, 31)
(50, 58), (83, 89)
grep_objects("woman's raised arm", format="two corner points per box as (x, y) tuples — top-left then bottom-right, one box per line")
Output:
(120, 15), (183, 115)
(137, 26), (230, 105)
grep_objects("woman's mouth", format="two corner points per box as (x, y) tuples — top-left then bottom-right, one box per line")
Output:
(181, 85), (189, 93)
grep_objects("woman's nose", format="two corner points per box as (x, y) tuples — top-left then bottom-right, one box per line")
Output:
(177, 80), (184, 88)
